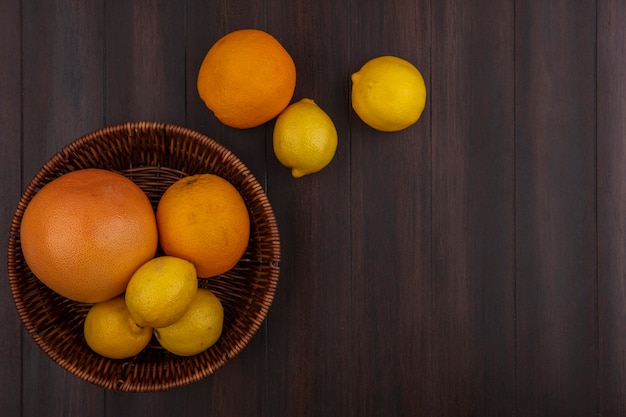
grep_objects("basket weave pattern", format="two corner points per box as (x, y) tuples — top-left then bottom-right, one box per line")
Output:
(7, 122), (280, 392)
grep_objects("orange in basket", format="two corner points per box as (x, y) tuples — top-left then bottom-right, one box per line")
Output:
(156, 173), (251, 278)
(19, 168), (158, 304)
(8, 122), (280, 392)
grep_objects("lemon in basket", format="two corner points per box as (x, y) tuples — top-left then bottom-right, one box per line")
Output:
(125, 256), (198, 328)
(84, 295), (153, 360)
(155, 289), (224, 356)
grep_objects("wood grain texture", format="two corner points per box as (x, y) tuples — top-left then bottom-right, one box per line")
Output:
(0, 0), (23, 415)
(2, 1), (625, 416)
(266, 1), (352, 416)
(104, 0), (186, 126)
(598, 0), (626, 415)
(21, 0), (106, 172)
(515, 1), (597, 415)
(430, 1), (516, 415)
(184, 3), (273, 417)
(20, 2), (107, 415)
(101, 1), (199, 414)
(349, 0), (433, 415)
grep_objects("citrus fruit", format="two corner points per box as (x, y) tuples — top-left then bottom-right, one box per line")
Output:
(156, 174), (250, 278)
(155, 288), (224, 356)
(351, 55), (426, 132)
(273, 98), (338, 178)
(197, 28), (296, 129)
(125, 256), (198, 328)
(84, 295), (153, 359)
(19, 168), (158, 303)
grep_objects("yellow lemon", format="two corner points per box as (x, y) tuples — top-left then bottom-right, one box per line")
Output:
(351, 55), (426, 132)
(272, 98), (338, 178)
(125, 256), (198, 328)
(155, 289), (224, 356)
(83, 295), (153, 359)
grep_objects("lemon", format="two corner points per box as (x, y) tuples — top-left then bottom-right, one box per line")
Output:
(155, 288), (224, 356)
(84, 295), (153, 359)
(351, 55), (426, 132)
(125, 256), (198, 328)
(272, 98), (338, 178)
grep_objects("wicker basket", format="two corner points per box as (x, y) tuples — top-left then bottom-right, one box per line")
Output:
(7, 122), (280, 392)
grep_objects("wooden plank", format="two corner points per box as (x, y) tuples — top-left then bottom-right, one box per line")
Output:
(181, 2), (274, 417)
(22, 1), (107, 172)
(514, 1), (597, 415)
(99, 0), (207, 414)
(20, 0), (107, 415)
(264, 0), (352, 416)
(104, 0), (186, 126)
(184, 0), (269, 185)
(103, 1), (272, 414)
(429, 1), (516, 415)
(11, 2), (622, 416)
(0, 0), (24, 415)
(348, 0), (437, 415)
(598, 0), (626, 415)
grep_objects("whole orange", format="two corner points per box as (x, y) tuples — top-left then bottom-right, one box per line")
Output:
(197, 28), (296, 129)
(20, 168), (158, 303)
(156, 173), (250, 278)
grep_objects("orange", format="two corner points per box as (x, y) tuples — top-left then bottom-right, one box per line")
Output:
(20, 168), (158, 303)
(156, 173), (250, 278)
(197, 28), (296, 129)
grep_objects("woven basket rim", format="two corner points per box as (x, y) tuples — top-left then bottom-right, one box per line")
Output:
(7, 121), (281, 392)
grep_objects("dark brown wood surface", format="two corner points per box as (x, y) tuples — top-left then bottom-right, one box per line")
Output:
(2, 1), (625, 416)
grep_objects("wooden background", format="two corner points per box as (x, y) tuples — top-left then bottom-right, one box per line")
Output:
(1, 0), (625, 416)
